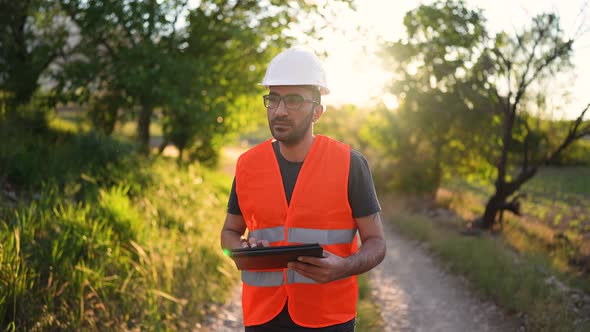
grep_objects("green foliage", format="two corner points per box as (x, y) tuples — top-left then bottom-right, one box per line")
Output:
(314, 104), (369, 151)
(87, 92), (128, 135)
(0, 116), (137, 189)
(358, 105), (442, 193)
(0, 123), (237, 329)
(0, 1), (69, 107)
(96, 185), (146, 244)
(374, 1), (585, 228)
(55, 0), (352, 160)
(372, 0), (497, 194)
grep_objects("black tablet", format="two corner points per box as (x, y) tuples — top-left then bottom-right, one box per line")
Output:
(231, 243), (324, 270)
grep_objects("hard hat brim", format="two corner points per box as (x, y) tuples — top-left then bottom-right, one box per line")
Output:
(258, 83), (330, 95)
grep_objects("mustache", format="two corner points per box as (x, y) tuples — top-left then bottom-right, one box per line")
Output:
(271, 117), (292, 126)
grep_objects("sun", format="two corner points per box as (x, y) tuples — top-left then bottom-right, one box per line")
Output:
(307, 1), (414, 108)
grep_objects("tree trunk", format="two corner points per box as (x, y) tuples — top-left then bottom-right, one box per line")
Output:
(137, 103), (152, 153)
(177, 147), (184, 165)
(433, 142), (443, 190)
(483, 101), (514, 229)
(482, 193), (505, 229)
(158, 139), (168, 155)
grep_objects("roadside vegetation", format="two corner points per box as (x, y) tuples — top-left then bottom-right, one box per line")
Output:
(386, 208), (589, 331)
(0, 115), (238, 330)
(356, 273), (384, 331)
(441, 164), (590, 282)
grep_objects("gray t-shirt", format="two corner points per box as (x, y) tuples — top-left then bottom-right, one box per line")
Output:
(228, 141), (380, 218)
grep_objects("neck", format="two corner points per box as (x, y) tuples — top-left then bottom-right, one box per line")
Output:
(278, 133), (316, 162)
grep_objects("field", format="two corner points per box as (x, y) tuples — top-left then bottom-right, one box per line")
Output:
(441, 167), (590, 276)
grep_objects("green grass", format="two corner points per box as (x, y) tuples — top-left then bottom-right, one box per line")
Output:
(522, 167), (590, 197)
(355, 273), (384, 331)
(443, 167), (590, 274)
(389, 211), (588, 332)
(444, 167), (590, 228)
(0, 116), (237, 330)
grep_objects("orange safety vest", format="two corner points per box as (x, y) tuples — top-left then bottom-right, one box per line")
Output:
(235, 135), (358, 328)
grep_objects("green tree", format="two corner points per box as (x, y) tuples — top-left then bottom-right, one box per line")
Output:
(479, 13), (590, 228)
(378, 1), (589, 227)
(378, 0), (493, 193)
(59, 0), (191, 152)
(0, 0), (68, 110)
(58, 0), (352, 159)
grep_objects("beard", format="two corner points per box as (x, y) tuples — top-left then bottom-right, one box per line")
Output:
(268, 109), (314, 146)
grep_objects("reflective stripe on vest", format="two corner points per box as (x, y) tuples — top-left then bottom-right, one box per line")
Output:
(248, 226), (357, 245)
(288, 227), (357, 245)
(242, 271), (284, 287)
(242, 270), (319, 286)
(249, 226), (284, 242)
(287, 269), (317, 284)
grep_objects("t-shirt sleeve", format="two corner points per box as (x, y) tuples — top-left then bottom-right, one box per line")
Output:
(348, 149), (381, 218)
(227, 177), (242, 215)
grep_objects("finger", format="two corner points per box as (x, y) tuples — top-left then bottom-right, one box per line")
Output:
(289, 261), (321, 274)
(296, 256), (325, 267)
(288, 262), (323, 282)
(258, 239), (270, 247)
(297, 248), (331, 264)
(241, 241), (249, 248)
(248, 238), (258, 248)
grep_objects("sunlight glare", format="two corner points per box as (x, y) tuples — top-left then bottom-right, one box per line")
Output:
(383, 93), (399, 110)
(310, 1), (414, 108)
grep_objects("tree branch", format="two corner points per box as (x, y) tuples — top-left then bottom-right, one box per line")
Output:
(543, 103), (590, 165)
(523, 40), (572, 89)
(112, 6), (137, 48)
(514, 24), (546, 105)
(491, 47), (513, 112)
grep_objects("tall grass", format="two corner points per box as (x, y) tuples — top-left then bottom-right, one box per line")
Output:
(0, 117), (237, 330)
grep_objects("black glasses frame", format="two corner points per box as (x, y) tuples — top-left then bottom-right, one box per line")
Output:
(263, 94), (319, 111)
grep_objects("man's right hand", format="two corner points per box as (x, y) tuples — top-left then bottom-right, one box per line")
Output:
(243, 237), (270, 248)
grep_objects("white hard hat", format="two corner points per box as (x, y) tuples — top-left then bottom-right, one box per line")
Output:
(261, 47), (330, 95)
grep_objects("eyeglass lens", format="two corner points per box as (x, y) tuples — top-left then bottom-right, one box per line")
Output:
(264, 94), (305, 110)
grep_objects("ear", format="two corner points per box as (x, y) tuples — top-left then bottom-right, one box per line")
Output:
(312, 104), (324, 123)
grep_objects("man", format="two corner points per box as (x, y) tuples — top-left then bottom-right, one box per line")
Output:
(220, 48), (386, 331)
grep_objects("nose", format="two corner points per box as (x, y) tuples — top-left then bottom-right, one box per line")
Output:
(273, 98), (288, 116)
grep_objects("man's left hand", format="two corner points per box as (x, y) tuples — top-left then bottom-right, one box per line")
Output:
(287, 250), (351, 284)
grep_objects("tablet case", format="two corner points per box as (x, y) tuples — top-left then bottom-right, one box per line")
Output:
(231, 243), (323, 270)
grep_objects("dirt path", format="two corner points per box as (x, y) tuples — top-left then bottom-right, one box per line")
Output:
(197, 284), (243, 331)
(369, 221), (520, 332)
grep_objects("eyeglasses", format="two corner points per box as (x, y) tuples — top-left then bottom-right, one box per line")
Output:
(263, 94), (319, 111)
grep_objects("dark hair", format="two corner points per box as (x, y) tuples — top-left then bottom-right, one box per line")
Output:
(301, 85), (321, 104)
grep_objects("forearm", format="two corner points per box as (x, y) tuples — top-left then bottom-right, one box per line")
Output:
(345, 237), (386, 276)
(221, 228), (245, 250)
(221, 213), (248, 251)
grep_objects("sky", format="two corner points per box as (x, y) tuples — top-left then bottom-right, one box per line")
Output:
(308, 0), (590, 119)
